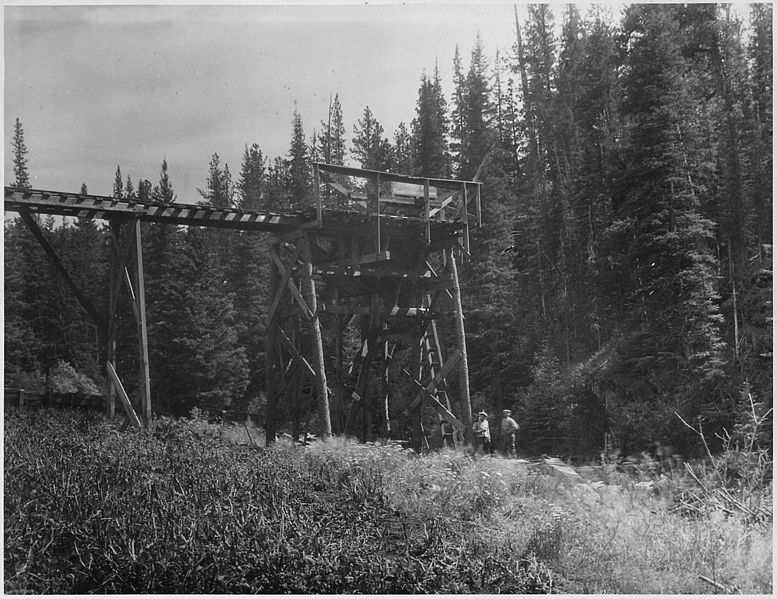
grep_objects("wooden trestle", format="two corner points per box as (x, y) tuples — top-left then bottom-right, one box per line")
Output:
(4, 164), (480, 446)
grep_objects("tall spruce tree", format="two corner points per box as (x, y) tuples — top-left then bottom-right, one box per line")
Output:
(352, 106), (389, 170)
(288, 107), (311, 209)
(11, 117), (30, 189)
(237, 144), (266, 211)
(410, 66), (450, 177)
(603, 4), (727, 449)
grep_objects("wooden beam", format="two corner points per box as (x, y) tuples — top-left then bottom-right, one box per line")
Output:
(265, 246), (280, 445)
(278, 328), (316, 379)
(315, 163), (478, 191)
(314, 163), (322, 225)
(400, 367), (466, 433)
(300, 236), (332, 437)
(402, 349), (462, 416)
(448, 248), (473, 444)
(417, 273), (456, 294)
(106, 362), (142, 428)
(132, 218), (152, 426)
(19, 210), (106, 332)
(316, 250), (391, 269)
(269, 248), (313, 320)
(267, 242), (304, 324)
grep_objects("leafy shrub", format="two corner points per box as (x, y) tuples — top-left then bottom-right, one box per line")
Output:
(47, 360), (100, 394)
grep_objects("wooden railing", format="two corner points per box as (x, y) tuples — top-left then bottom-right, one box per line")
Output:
(4, 388), (104, 411)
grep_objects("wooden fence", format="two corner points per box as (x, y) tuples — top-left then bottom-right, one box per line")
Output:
(4, 388), (104, 412)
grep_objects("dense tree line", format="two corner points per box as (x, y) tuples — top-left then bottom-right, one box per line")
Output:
(5, 5), (771, 456)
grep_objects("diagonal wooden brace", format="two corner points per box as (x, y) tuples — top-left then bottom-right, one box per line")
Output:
(106, 362), (142, 428)
(400, 366), (466, 433)
(269, 247), (313, 320)
(267, 241), (304, 324)
(402, 349), (462, 417)
(19, 210), (106, 333)
(278, 328), (316, 380)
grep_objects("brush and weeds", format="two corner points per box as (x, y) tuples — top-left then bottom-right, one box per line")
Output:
(4, 407), (772, 594)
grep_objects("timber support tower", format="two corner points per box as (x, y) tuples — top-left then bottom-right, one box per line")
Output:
(4, 163), (481, 446)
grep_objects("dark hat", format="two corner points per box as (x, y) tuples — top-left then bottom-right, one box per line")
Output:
(478, 411), (488, 417)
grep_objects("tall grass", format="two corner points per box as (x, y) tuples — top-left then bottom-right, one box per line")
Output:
(4, 407), (772, 593)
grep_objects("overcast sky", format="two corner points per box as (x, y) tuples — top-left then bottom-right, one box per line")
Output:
(4, 2), (561, 201)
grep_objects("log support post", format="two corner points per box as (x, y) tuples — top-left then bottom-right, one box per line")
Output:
(448, 247), (473, 445)
(300, 235), (333, 438)
(265, 242), (281, 445)
(132, 218), (152, 426)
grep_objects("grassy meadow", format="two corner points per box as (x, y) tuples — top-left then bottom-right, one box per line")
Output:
(4, 407), (772, 594)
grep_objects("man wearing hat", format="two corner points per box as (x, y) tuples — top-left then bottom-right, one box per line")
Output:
(472, 410), (492, 455)
(500, 409), (519, 458)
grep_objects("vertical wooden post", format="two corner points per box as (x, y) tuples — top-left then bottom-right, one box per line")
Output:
(461, 182), (470, 254)
(476, 183), (482, 227)
(106, 221), (119, 418)
(265, 242), (281, 445)
(424, 179), (431, 244)
(375, 173), (381, 252)
(448, 247), (473, 445)
(300, 236), (332, 438)
(132, 218), (152, 426)
(314, 163), (323, 226)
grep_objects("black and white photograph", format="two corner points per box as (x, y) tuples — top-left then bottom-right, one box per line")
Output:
(3, 1), (772, 594)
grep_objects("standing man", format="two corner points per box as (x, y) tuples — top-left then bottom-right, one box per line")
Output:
(472, 411), (492, 455)
(500, 409), (519, 458)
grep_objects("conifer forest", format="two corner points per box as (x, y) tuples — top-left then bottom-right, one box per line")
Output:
(5, 3), (773, 459)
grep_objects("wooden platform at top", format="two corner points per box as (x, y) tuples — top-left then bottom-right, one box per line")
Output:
(5, 164), (479, 237)
(4, 188), (465, 241)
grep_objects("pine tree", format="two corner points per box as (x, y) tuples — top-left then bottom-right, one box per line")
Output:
(112, 165), (124, 198)
(198, 153), (233, 208)
(288, 107), (311, 209)
(352, 106), (388, 170)
(137, 179), (153, 202)
(125, 175), (136, 200)
(451, 46), (467, 173)
(152, 159), (175, 205)
(237, 144), (266, 211)
(455, 35), (495, 179)
(392, 122), (413, 173)
(11, 117), (31, 189)
(318, 93), (347, 166)
(410, 67), (450, 177)
(606, 5), (727, 442)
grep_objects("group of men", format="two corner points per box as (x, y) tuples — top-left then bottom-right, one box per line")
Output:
(472, 409), (519, 457)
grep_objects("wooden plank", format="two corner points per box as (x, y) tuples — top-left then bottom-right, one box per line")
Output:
(417, 273), (456, 293)
(315, 163), (479, 191)
(315, 250), (391, 269)
(106, 362), (142, 428)
(278, 328), (316, 379)
(391, 180), (438, 199)
(428, 193), (457, 218)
